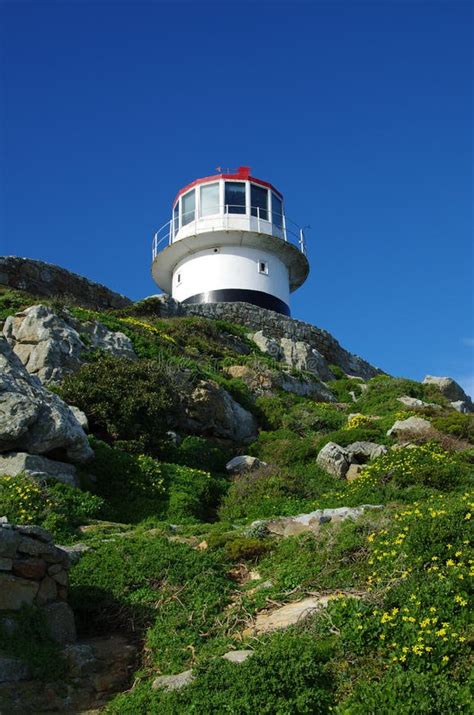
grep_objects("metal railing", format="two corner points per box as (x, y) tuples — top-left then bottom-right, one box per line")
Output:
(152, 204), (307, 260)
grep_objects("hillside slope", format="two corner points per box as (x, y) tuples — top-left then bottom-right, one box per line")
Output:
(0, 281), (472, 714)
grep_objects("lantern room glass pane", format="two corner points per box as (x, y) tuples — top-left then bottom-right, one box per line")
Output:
(200, 183), (219, 217)
(182, 189), (195, 226)
(225, 182), (246, 214)
(173, 204), (179, 235)
(251, 184), (268, 220)
(272, 193), (283, 228)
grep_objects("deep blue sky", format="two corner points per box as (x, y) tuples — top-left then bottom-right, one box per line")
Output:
(1, 1), (472, 393)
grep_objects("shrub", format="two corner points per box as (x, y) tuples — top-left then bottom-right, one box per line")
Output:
(219, 466), (309, 521)
(432, 413), (474, 443)
(356, 376), (446, 415)
(328, 377), (365, 403)
(316, 426), (386, 451)
(58, 355), (177, 453)
(0, 474), (104, 541)
(256, 395), (345, 434)
(88, 440), (227, 523)
(161, 462), (228, 522)
(161, 436), (230, 473)
(69, 535), (232, 671)
(86, 440), (167, 522)
(106, 632), (335, 714)
(339, 669), (471, 714)
(0, 287), (33, 320)
(223, 536), (270, 561)
(359, 442), (465, 490)
(250, 429), (321, 467)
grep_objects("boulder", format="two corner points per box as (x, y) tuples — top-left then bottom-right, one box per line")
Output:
(41, 601), (76, 644)
(423, 376), (473, 409)
(58, 542), (91, 565)
(181, 380), (257, 443)
(0, 452), (78, 486)
(69, 406), (89, 432)
(152, 669), (194, 691)
(345, 441), (387, 463)
(316, 442), (351, 478)
(0, 337), (93, 463)
(226, 455), (267, 474)
(3, 304), (136, 385)
(387, 416), (433, 441)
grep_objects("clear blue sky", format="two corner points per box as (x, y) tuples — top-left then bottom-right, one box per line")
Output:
(1, 1), (472, 393)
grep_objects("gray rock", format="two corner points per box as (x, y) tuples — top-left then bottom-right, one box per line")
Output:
(36, 575), (58, 604)
(0, 654), (31, 683)
(0, 452), (78, 486)
(387, 416), (433, 440)
(397, 396), (442, 410)
(182, 380), (257, 443)
(16, 525), (53, 543)
(69, 406), (89, 431)
(279, 338), (335, 381)
(346, 464), (364, 481)
(265, 505), (383, 537)
(222, 650), (253, 664)
(316, 442), (351, 478)
(3, 304), (136, 385)
(423, 376), (473, 409)
(0, 337), (93, 463)
(0, 573), (39, 609)
(249, 331), (282, 360)
(152, 669), (194, 691)
(451, 400), (473, 414)
(0, 557), (12, 570)
(58, 542), (91, 565)
(226, 455), (267, 474)
(0, 527), (21, 557)
(346, 441), (387, 462)
(41, 601), (76, 644)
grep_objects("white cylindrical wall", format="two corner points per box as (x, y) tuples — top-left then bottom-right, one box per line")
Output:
(172, 245), (290, 305)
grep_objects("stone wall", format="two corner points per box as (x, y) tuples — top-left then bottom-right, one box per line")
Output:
(0, 522), (75, 644)
(0, 257), (131, 311)
(144, 295), (382, 380)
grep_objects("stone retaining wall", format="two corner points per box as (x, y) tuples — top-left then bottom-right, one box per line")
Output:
(0, 523), (75, 644)
(0, 257), (131, 311)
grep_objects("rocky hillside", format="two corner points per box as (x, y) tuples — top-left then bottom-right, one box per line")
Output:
(0, 278), (472, 714)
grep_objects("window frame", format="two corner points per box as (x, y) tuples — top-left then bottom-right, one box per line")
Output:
(258, 259), (269, 275)
(199, 182), (220, 218)
(250, 183), (269, 221)
(181, 188), (196, 226)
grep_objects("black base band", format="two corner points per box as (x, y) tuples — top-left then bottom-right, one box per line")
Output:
(182, 289), (291, 316)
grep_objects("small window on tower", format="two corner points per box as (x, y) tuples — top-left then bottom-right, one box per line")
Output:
(177, 273), (182, 284)
(258, 261), (269, 275)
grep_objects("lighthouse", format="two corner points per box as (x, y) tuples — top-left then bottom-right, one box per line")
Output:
(151, 167), (309, 316)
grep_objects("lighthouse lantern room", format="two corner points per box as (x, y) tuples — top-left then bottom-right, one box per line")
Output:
(151, 167), (309, 316)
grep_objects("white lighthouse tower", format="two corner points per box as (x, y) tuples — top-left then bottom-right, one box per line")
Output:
(151, 167), (309, 316)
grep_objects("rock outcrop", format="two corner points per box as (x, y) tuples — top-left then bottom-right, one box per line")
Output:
(180, 380), (258, 443)
(0, 256), (131, 311)
(423, 376), (473, 413)
(0, 337), (93, 463)
(262, 504), (383, 537)
(3, 304), (136, 384)
(136, 294), (382, 381)
(224, 363), (335, 401)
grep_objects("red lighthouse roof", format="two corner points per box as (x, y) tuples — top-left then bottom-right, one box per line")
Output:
(173, 166), (283, 206)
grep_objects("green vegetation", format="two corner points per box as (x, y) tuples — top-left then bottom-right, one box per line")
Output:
(0, 474), (104, 542)
(2, 293), (472, 709)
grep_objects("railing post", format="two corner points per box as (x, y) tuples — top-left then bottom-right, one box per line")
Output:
(299, 228), (305, 255)
(257, 206), (260, 234)
(283, 213), (287, 241)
